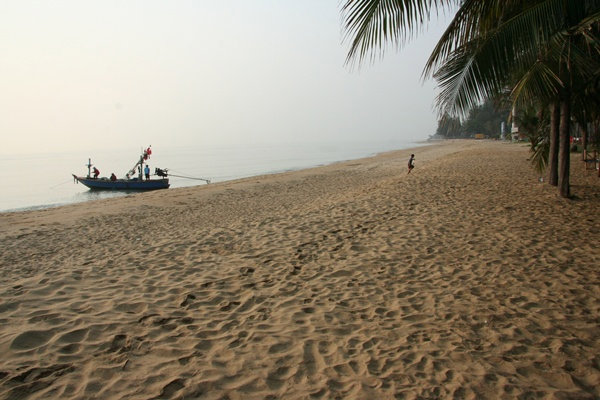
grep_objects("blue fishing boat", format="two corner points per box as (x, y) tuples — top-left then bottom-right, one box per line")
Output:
(73, 146), (170, 191)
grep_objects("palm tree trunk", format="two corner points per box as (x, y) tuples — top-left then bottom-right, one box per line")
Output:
(581, 121), (588, 160)
(548, 101), (560, 186)
(558, 93), (571, 198)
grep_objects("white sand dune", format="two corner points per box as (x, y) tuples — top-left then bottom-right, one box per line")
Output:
(1, 140), (599, 399)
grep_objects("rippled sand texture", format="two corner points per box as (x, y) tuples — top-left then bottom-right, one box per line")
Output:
(1, 140), (599, 399)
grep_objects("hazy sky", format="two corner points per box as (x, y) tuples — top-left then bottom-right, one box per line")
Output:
(1, 1), (449, 155)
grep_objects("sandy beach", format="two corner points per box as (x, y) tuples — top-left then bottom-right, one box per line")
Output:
(1, 140), (599, 400)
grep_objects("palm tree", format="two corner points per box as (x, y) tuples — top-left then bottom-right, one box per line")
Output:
(548, 101), (560, 186)
(515, 103), (550, 174)
(342, 0), (600, 197)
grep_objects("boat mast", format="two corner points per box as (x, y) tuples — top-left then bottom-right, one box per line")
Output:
(138, 154), (144, 180)
(126, 146), (150, 180)
(87, 158), (92, 178)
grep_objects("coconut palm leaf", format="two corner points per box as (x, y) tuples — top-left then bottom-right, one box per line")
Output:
(432, 1), (600, 117)
(510, 61), (562, 108)
(421, 0), (546, 78)
(511, 10), (600, 107)
(431, 1), (559, 106)
(341, 0), (457, 65)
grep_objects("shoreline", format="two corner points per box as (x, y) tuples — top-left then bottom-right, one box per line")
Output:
(1, 140), (430, 214)
(1, 140), (599, 399)
(0, 141), (435, 235)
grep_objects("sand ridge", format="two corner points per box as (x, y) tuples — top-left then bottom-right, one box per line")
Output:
(1, 140), (599, 399)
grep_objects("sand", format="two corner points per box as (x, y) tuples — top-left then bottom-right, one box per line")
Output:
(1, 140), (599, 400)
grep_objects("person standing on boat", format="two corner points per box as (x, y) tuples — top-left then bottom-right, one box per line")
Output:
(144, 165), (150, 180)
(110, 173), (117, 181)
(93, 167), (100, 179)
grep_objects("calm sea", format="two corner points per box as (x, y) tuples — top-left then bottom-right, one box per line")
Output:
(0, 140), (422, 213)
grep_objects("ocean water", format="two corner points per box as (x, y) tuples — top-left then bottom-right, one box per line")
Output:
(0, 139), (421, 213)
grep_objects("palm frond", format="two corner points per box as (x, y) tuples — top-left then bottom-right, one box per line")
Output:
(341, 0), (456, 66)
(511, 61), (562, 109)
(432, 0), (600, 116)
(423, 0), (506, 78)
(515, 104), (550, 174)
(424, 0), (566, 79)
(433, 32), (519, 117)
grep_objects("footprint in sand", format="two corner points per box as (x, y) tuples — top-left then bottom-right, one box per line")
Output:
(57, 327), (89, 344)
(151, 378), (186, 400)
(10, 329), (55, 350)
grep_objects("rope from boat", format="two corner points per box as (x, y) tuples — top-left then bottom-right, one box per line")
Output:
(51, 179), (74, 188)
(166, 173), (211, 184)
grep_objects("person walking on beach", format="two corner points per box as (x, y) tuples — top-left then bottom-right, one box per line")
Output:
(144, 165), (150, 180)
(407, 154), (415, 174)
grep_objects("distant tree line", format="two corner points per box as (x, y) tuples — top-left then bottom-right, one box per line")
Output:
(435, 99), (510, 139)
(434, 96), (600, 175)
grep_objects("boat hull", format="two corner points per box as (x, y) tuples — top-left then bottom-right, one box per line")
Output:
(73, 175), (169, 191)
